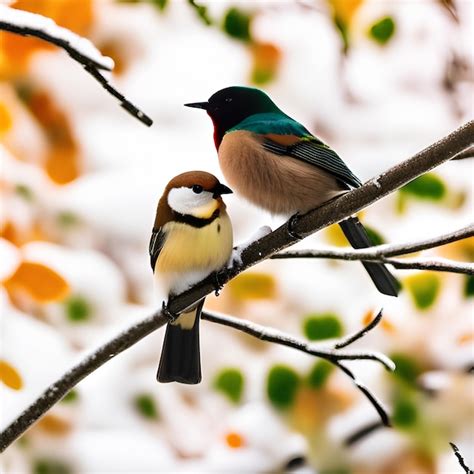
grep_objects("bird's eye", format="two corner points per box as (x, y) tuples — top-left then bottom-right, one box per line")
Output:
(225, 97), (233, 103)
(192, 185), (203, 194)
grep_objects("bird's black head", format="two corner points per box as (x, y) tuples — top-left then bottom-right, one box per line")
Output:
(185, 86), (281, 147)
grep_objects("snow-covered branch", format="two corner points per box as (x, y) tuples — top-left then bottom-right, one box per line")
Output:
(0, 121), (473, 452)
(0, 5), (153, 126)
(271, 224), (474, 275)
(202, 308), (392, 426)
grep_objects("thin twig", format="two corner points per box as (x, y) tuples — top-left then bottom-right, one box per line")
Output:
(201, 310), (392, 426)
(384, 257), (473, 275)
(452, 146), (474, 160)
(450, 442), (473, 474)
(0, 13), (152, 126)
(344, 420), (385, 446)
(335, 309), (383, 349)
(272, 224), (474, 262)
(1, 122), (472, 452)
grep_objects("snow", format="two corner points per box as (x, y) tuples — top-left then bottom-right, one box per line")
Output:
(0, 5), (114, 71)
(229, 225), (272, 267)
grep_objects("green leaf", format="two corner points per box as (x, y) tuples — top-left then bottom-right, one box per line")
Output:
(368, 16), (396, 45)
(363, 225), (385, 246)
(267, 365), (300, 409)
(400, 173), (446, 201)
(390, 353), (422, 386)
(392, 395), (418, 428)
(464, 275), (474, 298)
(213, 368), (244, 404)
(404, 273), (441, 310)
(57, 211), (79, 228)
(334, 15), (350, 54)
(307, 360), (334, 389)
(303, 313), (343, 341)
(33, 459), (72, 474)
(151, 0), (168, 11)
(251, 68), (275, 85)
(222, 7), (252, 42)
(15, 184), (34, 201)
(133, 393), (158, 420)
(64, 295), (92, 323)
(61, 389), (79, 404)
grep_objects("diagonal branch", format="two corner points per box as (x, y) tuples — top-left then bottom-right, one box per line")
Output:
(167, 122), (473, 315)
(450, 442), (473, 474)
(1, 121), (472, 452)
(0, 6), (153, 126)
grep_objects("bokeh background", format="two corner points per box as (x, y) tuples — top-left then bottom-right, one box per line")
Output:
(1, 0), (473, 472)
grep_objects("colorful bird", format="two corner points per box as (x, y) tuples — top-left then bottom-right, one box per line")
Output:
(150, 171), (233, 383)
(185, 87), (399, 297)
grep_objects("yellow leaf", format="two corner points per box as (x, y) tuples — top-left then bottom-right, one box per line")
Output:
(45, 147), (80, 185)
(0, 102), (13, 134)
(227, 272), (277, 301)
(328, 0), (364, 25)
(37, 414), (72, 436)
(324, 223), (348, 247)
(4, 261), (70, 303)
(0, 359), (23, 390)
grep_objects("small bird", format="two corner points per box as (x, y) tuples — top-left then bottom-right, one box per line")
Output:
(150, 171), (233, 384)
(185, 86), (399, 296)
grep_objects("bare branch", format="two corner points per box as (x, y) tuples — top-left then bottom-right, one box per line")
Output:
(1, 122), (472, 451)
(0, 310), (169, 452)
(450, 442), (473, 474)
(384, 257), (473, 275)
(452, 145), (474, 160)
(167, 122), (474, 316)
(272, 224), (474, 261)
(202, 310), (393, 426)
(0, 6), (153, 126)
(334, 308), (383, 349)
(344, 420), (385, 446)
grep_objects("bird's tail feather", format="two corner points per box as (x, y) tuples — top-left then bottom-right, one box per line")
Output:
(339, 217), (400, 297)
(157, 300), (204, 384)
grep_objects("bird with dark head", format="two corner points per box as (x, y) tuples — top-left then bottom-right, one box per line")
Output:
(150, 171), (233, 384)
(186, 87), (399, 297)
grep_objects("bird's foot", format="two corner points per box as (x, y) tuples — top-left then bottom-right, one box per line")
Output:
(287, 213), (303, 240)
(213, 271), (225, 296)
(162, 301), (177, 323)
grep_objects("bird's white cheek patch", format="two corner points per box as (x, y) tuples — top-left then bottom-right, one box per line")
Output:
(168, 187), (217, 218)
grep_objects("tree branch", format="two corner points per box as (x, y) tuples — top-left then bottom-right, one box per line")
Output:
(166, 122), (473, 316)
(272, 224), (473, 260)
(0, 6), (153, 126)
(450, 442), (473, 474)
(1, 122), (472, 451)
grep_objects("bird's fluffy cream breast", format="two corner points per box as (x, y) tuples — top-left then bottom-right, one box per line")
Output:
(155, 213), (233, 294)
(218, 130), (346, 215)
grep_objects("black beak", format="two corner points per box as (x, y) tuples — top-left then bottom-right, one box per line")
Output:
(213, 183), (233, 198)
(184, 102), (209, 110)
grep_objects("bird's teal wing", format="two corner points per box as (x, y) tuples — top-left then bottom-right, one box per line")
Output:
(149, 228), (166, 271)
(230, 113), (362, 189)
(263, 137), (362, 189)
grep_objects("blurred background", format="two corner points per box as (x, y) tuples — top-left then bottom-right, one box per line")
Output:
(1, 0), (473, 472)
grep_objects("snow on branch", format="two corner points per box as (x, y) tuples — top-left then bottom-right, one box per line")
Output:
(0, 5), (153, 126)
(272, 224), (474, 275)
(0, 121), (473, 452)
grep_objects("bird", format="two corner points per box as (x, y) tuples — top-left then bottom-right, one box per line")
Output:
(185, 86), (399, 297)
(150, 171), (233, 384)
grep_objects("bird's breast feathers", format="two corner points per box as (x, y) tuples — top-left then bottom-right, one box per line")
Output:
(155, 213), (233, 294)
(218, 130), (345, 215)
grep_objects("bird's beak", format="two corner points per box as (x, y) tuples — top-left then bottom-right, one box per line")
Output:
(213, 183), (233, 198)
(184, 101), (209, 110)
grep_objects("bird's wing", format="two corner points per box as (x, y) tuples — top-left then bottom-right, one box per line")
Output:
(149, 228), (166, 271)
(262, 136), (362, 189)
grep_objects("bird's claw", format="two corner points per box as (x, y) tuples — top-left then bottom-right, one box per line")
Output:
(287, 213), (303, 240)
(162, 301), (177, 322)
(213, 271), (224, 296)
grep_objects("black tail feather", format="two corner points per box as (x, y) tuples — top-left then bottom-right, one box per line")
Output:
(339, 217), (400, 297)
(157, 300), (203, 384)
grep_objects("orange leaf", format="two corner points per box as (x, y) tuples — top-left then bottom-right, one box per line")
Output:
(225, 432), (245, 449)
(45, 147), (80, 184)
(0, 359), (23, 390)
(37, 414), (72, 435)
(0, 102), (13, 134)
(4, 261), (70, 303)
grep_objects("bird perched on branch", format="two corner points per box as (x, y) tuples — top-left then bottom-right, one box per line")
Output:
(150, 171), (233, 384)
(185, 86), (399, 297)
